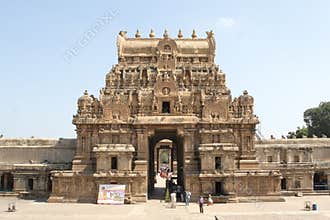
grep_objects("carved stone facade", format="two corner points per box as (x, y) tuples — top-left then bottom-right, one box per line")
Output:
(256, 139), (330, 194)
(47, 30), (283, 203)
(0, 138), (75, 198)
(2, 30), (330, 203)
(1, 137), (330, 201)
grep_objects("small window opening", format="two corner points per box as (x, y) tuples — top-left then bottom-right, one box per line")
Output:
(215, 157), (222, 169)
(111, 156), (118, 170)
(162, 102), (170, 113)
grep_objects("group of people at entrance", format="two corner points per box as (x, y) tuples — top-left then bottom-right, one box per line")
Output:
(168, 188), (213, 213)
(169, 190), (193, 208)
(164, 173), (213, 212)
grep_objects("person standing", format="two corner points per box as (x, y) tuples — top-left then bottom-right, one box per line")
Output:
(207, 194), (213, 206)
(170, 192), (177, 208)
(198, 196), (204, 213)
(185, 191), (191, 206)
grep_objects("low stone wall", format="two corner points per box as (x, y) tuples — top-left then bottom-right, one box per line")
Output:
(256, 138), (330, 163)
(256, 138), (330, 194)
(256, 138), (330, 147)
(49, 171), (147, 203)
(186, 171), (283, 203)
(0, 138), (76, 196)
(0, 138), (76, 164)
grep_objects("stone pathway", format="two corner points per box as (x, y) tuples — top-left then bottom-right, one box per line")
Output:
(1, 195), (330, 220)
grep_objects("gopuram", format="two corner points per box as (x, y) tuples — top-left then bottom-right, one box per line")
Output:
(48, 29), (283, 203)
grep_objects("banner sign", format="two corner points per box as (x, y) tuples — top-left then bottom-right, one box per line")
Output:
(97, 184), (126, 205)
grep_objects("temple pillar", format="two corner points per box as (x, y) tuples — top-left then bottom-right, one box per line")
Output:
(183, 128), (197, 172)
(136, 128), (149, 160)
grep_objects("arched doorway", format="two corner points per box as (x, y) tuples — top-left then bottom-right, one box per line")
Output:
(148, 129), (184, 199)
(314, 171), (328, 190)
(154, 139), (176, 174)
(0, 173), (14, 192)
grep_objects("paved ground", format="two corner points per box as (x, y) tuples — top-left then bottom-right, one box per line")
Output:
(1, 175), (330, 220)
(1, 195), (330, 220)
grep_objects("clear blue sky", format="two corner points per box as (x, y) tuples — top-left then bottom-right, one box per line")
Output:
(0, 0), (329, 138)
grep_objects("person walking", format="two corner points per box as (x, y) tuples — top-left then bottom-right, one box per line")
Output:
(185, 191), (191, 206)
(207, 193), (213, 206)
(198, 196), (204, 213)
(170, 191), (177, 208)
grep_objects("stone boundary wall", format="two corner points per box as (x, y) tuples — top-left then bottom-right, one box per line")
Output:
(256, 138), (330, 146)
(0, 138), (76, 164)
(256, 138), (330, 163)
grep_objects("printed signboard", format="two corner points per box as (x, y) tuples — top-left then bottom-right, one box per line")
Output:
(97, 184), (125, 205)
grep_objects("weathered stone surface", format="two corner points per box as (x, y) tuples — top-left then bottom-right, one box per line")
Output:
(1, 31), (330, 203)
(0, 138), (75, 197)
(256, 138), (330, 194)
(50, 30), (276, 203)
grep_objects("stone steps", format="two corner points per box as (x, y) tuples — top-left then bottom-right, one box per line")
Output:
(0, 192), (19, 197)
(303, 191), (330, 196)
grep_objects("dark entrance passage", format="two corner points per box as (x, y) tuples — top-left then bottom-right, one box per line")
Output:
(0, 173), (14, 191)
(47, 174), (52, 192)
(314, 171), (328, 190)
(281, 178), (287, 190)
(148, 129), (184, 199)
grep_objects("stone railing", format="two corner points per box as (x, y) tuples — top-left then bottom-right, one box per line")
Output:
(256, 138), (330, 147)
(0, 138), (76, 148)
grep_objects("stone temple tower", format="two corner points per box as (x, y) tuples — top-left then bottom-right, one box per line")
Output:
(49, 30), (282, 203)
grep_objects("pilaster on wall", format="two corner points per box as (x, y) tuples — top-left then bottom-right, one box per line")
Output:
(183, 128), (198, 173)
(136, 128), (149, 160)
(238, 126), (259, 170)
(72, 126), (97, 173)
(13, 174), (26, 192)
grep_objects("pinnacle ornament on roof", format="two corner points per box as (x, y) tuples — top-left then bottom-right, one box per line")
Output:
(119, 30), (127, 38)
(135, 29), (141, 38)
(206, 30), (214, 38)
(149, 29), (155, 38)
(163, 29), (169, 38)
(178, 29), (183, 38)
(192, 29), (197, 39)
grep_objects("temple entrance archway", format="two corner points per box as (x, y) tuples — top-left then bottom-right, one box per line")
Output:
(148, 129), (184, 199)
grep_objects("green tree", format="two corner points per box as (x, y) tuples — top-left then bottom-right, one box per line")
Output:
(304, 102), (330, 137)
(295, 126), (308, 138)
(287, 126), (308, 139)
